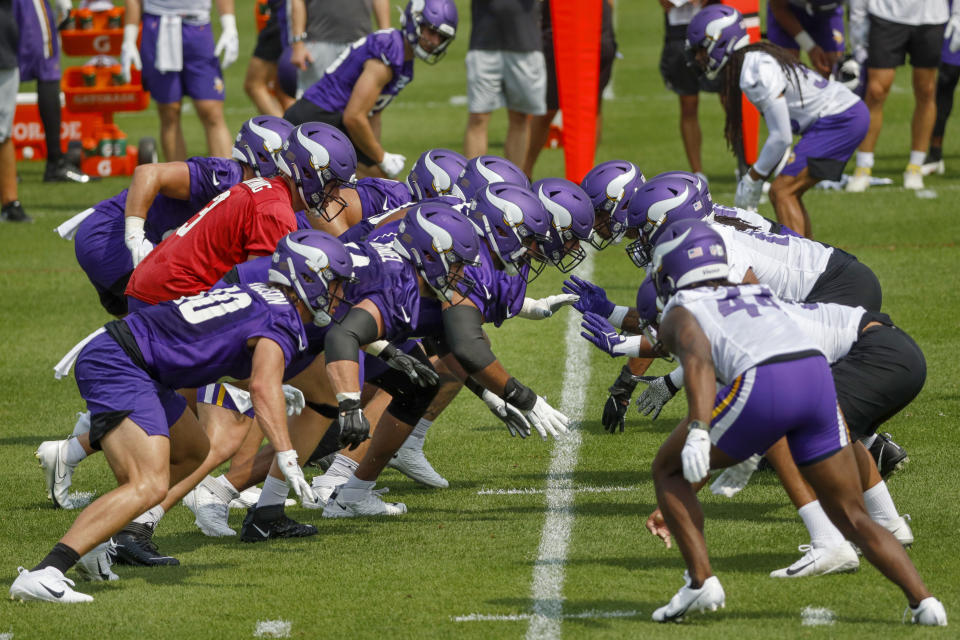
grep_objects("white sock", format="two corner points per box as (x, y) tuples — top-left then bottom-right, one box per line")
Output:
(65, 437), (87, 466)
(863, 481), (899, 523)
(860, 433), (877, 448)
(71, 411), (91, 437)
(798, 500), (845, 548)
(856, 151), (874, 169)
(909, 150), (926, 167)
(411, 418), (432, 440)
(326, 454), (359, 480)
(339, 475), (375, 500)
(256, 475), (289, 507)
(132, 505), (165, 529)
(215, 475), (241, 499)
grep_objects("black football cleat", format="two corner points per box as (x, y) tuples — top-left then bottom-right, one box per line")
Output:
(112, 523), (180, 566)
(0, 200), (33, 223)
(240, 504), (318, 543)
(868, 432), (908, 479)
(43, 159), (91, 183)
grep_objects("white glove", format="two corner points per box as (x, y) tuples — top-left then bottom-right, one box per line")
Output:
(481, 389), (531, 438)
(710, 454), (761, 498)
(121, 24), (142, 84)
(681, 423), (711, 484)
(379, 151), (406, 178)
(734, 171), (764, 210)
(214, 14), (239, 70)
(276, 449), (318, 505)
(518, 294), (579, 319)
(947, 14), (960, 53)
(282, 385), (305, 416)
(124, 216), (154, 267)
(523, 396), (570, 441)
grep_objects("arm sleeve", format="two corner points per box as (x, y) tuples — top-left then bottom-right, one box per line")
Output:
(324, 307), (380, 364)
(740, 51), (787, 114)
(442, 304), (496, 374)
(753, 96), (793, 177)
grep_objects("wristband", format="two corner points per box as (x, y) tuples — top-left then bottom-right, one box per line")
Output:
(335, 391), (361, 404)
(687, 419), (709, 432)
(291, 31), (308, 43)
(608, 305), (629, 329)
(667, 366), (684, 391)
(464, 376), (486, 398)
(124, 215), (145, 237)
(503, 377), (536, 412)
(794, 30), (816, 53)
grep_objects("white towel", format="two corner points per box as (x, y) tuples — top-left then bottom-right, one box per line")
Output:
(199, 382), (253, 413)
(54, 327), (106, 379)
(156, 14), (183, 73)
(54, 208), (96, 240)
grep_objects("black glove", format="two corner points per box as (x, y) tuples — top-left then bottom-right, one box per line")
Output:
(380, 344), (440, 388)
(337, 398), (370, 450)
(602, 365), (641, 433)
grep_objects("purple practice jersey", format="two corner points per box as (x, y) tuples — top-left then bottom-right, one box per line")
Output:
(302, 30), (414, 113)
(123, 282), (308, 389)
(338, 177), (414, 244)
(465, 251), (528, 327)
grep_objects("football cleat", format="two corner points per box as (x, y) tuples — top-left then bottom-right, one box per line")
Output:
(845, 166), (871, 192)
(239, 504), (318, 542)
(921, 160), (945, 176)
(75, 540), (119, 582)
(868, 432), (908, 479)
(0, 200), (33, 223)
(36, 439), (76, 509)
(652, 574), (725, 622)
(883, 514), (914, 548)
(306, 473), (348, 509)
(387, 442), (449, 488)
(906, 597), (948, 626)
(183, 483), (236, 537)
(112, 523), (179, 566)
(227, 487), (296, 509)
(322, 486), (407, 518)
(9, 566), (93, 603)
(770, 543), (859, 578)
(903, 164), (924, 190)
(44, 159), (91, 183)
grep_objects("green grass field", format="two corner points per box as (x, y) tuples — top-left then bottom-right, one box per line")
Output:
(2, 2), (959, 638)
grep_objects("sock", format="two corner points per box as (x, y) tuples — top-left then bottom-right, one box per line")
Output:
(411, 417), (432, 440)
(326, 454), (359, 480)
(927, 146), (943, 162)
(798, 500), (845, 548)
(340, 475), (375, 500)
(256, 475), (289, 507)
(215, 475), (241, 499)
(37, 80), (63, 165)
(132, 505), (165, 529)
(32, 542), (80, 574)
(909, 150), (926, 167)
(856, 151), (874, 169)
(860, 433), (877, 448)
(65, 437), (87, 466)
(863, 481), (899, 523)
(71, 411), (91, 437)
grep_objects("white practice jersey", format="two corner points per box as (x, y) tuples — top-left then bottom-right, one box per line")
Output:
(779, 300), (866, 363)
(143, 0), (211, 21)
(711, 223), (833, 302)
(740, 50), (860, 133)
(663, 284), (822, 385)
(851, 0), (951, 26)
(710, 203), (779, 233)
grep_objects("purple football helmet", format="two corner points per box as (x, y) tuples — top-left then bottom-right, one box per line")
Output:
(268, 229), (356, 327)
(406, 148), (468, 201)
(651, 220), (729, 305)
(393, 202), (481, 302)
(469, 182), (552, 281)
(276, 122), (358, 222)
(232, 115), (294, 178)
(579, 160), (645, 250)
(655, 170), (712, 203)
(619, 175), (712, 269)
(452, 155), (531, 202)
(400, 0), (458, 64)
(685, 5), (749, 80)
(532, 177), (595, 273)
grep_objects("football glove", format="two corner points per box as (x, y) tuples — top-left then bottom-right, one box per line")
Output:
(735, 171), (763, 210)
(518, 294), (580, 319)
(121, 24), (142, 84)
(282, 385), (305, 416)
(276, 449), (318, 504)
(380, 345), (439, 388)
(337, 397), (370, 450)
(947, 14), (960, 53)
(710, 454), (761, 498)
(681, 422), (711, 484)
(379, 152), (406, 178)
(562, 275), (615, 318)
(635, 373), (679, 420)
(481, 389), (531, 438)
(602, 365), (642, 433)
(124, 216), (154, 267)
(580, 312), (632, 357)
(524, 396), (570, 441)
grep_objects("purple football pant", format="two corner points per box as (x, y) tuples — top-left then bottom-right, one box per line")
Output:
(767, 5), (845, 53)
(76, 332), (187, 440)
(781, 101), (869, 178)
(139, 14), (225, 104)
(13, 0), (61, 82)
(74, 205), (133, 301)
(710, 355), (849, 465)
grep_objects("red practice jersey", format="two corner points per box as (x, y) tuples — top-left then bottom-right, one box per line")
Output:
(126, 176), (298, 305)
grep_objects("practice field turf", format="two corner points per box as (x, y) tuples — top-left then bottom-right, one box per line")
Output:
(2, 2), (959, 638)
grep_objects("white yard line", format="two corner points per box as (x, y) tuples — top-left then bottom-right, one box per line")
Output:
(525, 253), (594, 640)
(455, 610), (641, 623)
(477, 485), (638, 496)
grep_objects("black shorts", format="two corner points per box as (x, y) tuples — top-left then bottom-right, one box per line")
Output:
(544, 33), (617, 110)
(659, 31), (720, 96)
(283, 99), (376, 167)
(867, 16), (944, 69)
(832, 314), (926, 440)
(252, 12), (284, 63)
(97, 271), (133, 317)
(805, 249), (882, 312)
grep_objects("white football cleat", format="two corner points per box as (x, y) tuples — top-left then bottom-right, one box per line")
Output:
(228, 486), (260, 510)
(921, 160), (945, 176)
(387, 442), (449, 488)
(36, 439), (76, 509)
(906, 597), (948, 626)
(845, 167), (871, 192)
(903, 164), (924, 190)
(306, 473), (348, 509)
(770, 543), (859, 578)
(183, 478), (236, 537)
(75, 541), (119, 582)
(322, 486), (407, 518)
(652, 574), (725, 622)
(9, 566), (93, 603)
(882, 514), (914, 548)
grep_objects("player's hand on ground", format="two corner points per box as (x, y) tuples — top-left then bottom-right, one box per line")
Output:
(276, 449), (317, 504)
(646, 508), (672, 549)
(481, 389), (531, 438)
(524, 396), (570, 441)
(602, 365), (641, 433)
(337, 398), (370, 450)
